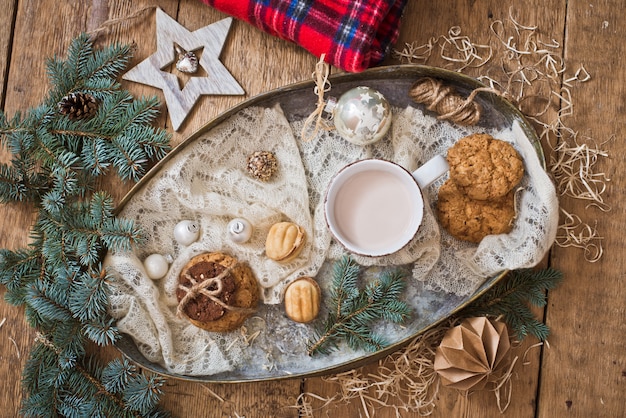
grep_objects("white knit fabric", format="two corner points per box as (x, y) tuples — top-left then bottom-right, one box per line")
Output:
(104, 104), (558, 376)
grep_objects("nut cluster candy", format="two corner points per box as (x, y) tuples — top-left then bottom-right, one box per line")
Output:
(246, 151), (278, 181)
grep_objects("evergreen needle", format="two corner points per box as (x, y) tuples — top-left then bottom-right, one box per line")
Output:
(460, 268), (563, 340)
(308, 256), (411, 356)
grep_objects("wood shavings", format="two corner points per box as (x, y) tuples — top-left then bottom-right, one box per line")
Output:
(1, 317), (20, 358)
(9, 337), (20, 358)
(549, 137), (611, 211)
(296, 322), (455, 417)
(556, 209), (604, 262)
(292, 392), (337, 418)
(394, 8), (610, 260)
(395, 26), (492, 71)
(521, 341), (545, 366)
(493, 356), (518, 413)
(563, 65), (591, 87)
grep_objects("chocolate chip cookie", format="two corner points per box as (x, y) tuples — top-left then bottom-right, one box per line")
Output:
(177, 252), (259, 332)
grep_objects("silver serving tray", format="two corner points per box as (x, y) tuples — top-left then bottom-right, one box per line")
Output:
(113, 65), (542, 383)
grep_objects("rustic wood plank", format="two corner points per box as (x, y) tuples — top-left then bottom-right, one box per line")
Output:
(539, 0), (626, 416)
(0, 1), (88, 417)
(0, 0), (27, 412)
(0, 0), (16, 102)
(1, 0), (624, 417)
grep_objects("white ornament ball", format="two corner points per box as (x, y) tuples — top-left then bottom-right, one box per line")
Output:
(144, 254), (169, 280)
(174, 220), (200, 246)
(227, 218), (253, 244)
(331, 86), (392, 146)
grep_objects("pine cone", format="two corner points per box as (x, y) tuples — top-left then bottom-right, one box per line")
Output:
(57, 92), (98, 119)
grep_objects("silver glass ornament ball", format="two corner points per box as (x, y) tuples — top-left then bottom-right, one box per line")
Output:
(330, 86), (392, 146)
(174, 220), (200, 246)
(227, 218), (253, 244)
(144, 254), (170, 280)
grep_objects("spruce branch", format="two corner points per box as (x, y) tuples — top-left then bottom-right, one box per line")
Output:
(0, 34), (171, 416)
(21, 334), (167, 418)
(308, 256), (412, 356)
(459, 268), (563, 340)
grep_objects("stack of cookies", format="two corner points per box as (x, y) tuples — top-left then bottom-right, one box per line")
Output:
(437, 133), (525, 243)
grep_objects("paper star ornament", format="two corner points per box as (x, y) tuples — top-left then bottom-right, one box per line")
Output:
(123, 8), (244, 130)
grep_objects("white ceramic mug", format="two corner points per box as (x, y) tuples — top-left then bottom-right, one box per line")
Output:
(324, 155), (449, 257)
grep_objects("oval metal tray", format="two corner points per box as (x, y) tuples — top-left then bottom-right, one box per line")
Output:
(113, 65), (542, 383)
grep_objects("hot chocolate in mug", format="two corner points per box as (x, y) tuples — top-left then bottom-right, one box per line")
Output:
(324, 155), (449, 257)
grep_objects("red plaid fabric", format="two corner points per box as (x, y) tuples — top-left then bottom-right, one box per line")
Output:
(198, 0), (408, 72)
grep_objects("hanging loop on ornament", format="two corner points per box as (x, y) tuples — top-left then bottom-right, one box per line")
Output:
(300, 54), (334, 142)
(323, 96), (337, 115)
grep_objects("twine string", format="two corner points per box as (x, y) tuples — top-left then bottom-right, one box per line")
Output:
(87, 5), (157, 37)
(409, 77), (501, 126)
(300, 54), (334, 141)
(176, 263), (254, 318)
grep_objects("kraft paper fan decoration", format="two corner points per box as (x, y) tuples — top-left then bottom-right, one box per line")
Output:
(434, 317), (512, 391)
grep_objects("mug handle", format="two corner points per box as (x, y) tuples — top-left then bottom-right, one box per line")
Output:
(411, 155), (449, 189)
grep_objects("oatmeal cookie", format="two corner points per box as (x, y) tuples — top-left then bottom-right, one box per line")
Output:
(177, 252), (259, 332)
(447, 133), (524, 201)
(437, 180), (516, 243)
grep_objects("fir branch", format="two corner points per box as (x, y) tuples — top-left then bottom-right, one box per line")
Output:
(460, 268), (563, 340)
(0, 34), (172, 416)
(308, 256), (411, 356)
(0, 35), (171, 206)
(23, 334), (167, 418)
(0, 248), (41, 291)
(82, 40), (134, 81)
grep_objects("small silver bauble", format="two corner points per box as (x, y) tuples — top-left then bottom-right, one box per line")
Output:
(174, 220), (200, 246)
(227, 218), (253, 244)
(144, 254), (170, 280)
(175, 45), (199, 74)
(326, 86), (392, 146)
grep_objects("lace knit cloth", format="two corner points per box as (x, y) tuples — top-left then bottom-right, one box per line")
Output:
(104, 104), (558, 376)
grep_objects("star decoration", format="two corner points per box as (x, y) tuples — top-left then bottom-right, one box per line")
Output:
(123, 8), (244, 130)
(359, 92), (373, 103)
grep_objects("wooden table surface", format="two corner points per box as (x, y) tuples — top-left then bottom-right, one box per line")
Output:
(0, 0), (623, 417)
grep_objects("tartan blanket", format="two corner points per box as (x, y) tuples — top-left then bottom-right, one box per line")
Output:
(198, 0), (409, 72)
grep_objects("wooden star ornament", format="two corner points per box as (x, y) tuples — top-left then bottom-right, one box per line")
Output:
(123, 8), (244, 130)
